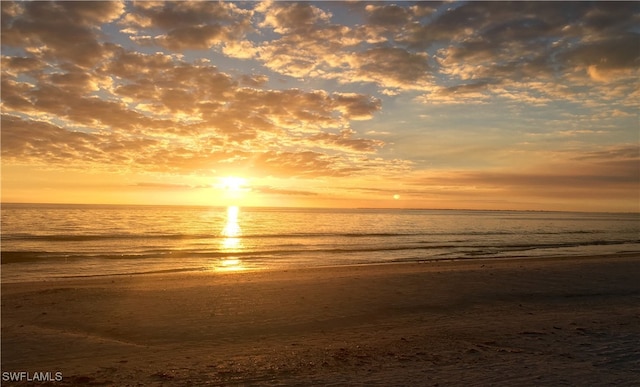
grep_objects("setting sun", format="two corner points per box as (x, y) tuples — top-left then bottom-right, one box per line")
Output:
(217, 176), (249, 192)
(213, 176), (252, 206)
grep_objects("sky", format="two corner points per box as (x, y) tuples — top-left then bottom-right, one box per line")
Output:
(1, 1), (639, 212)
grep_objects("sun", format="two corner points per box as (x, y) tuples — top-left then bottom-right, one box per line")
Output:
(213, 176), (253, 205)
(217, 176), (249, 192)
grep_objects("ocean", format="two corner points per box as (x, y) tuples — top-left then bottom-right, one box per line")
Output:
(1, 203), (639, 283)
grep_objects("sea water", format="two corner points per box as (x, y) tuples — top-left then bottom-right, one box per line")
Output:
(1, 203), (639, 282)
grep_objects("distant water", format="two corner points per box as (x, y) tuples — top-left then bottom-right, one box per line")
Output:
(2, 203), (639, 282)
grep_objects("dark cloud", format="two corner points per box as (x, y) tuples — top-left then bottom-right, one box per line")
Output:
(127, 1), (239, 29)
(121, 1), (252, 51)
(365, 4), (412, 27)
(1, 1), (124, 67)
(351, 47), (431, 88)
(436, 82), (491, 96)
(561, 33), (640, 78)
(1, 55), (44, 76)
(400, 1), (640, 93)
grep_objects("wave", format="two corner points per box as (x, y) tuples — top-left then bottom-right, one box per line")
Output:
(3, 239), (639, 264)
(0, 229), (606, 242)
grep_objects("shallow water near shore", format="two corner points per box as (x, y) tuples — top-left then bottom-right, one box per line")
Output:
(2, 203), (639, 282)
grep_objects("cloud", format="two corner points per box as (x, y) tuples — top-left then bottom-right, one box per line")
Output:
(254, 2), (435, 90)
(416, 82), (492, 105)
(365, 4), (413, 27)
(1, 42), (387, 177)
(571, 145), (640, 161)
(1, 114), (100, 163)
(459, 168), (638, 193)
(1, 1), (124, 67)
(239, 74), (269, 88)
(133, 182), (210, 190)
(249, 151), (352, 178)
(1, 25), (385, 172)
(309, 129), (383, 153)
(121, 1), (253, 51)
(404, 2), (639, 107)
(258, 1), (331, 34)
(562, 33), (640, 81)
(0, 55), (44, 76)
(345, 47), (432, 89)
(331, 93), (381, 120)
(252, 186), (318, 197)
(0, 114), (160, 167)
(250, 0), (639, 110)
(408, 144), (639, 204)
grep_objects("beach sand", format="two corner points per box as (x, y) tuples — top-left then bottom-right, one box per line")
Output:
(2, 254), (639, 386)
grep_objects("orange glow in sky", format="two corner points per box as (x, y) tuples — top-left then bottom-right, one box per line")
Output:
(1, 1), (638, 212)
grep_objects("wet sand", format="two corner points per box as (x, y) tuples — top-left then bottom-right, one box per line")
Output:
(2, 254), (640, 386)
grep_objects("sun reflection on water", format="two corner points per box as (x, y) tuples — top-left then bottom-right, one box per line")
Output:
(222, 205), (241, 246)
(213, 206), (245, 272)
(215, 258), (244, 272)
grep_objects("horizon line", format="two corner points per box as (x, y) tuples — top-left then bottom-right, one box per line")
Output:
(1, 202), (638, 215)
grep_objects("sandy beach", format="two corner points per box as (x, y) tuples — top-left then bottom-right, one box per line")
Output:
(2, 254), (639, 386)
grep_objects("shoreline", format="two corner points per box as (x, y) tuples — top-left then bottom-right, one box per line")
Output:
(2, 253), (640, 385)
(2, 250), (639, 285)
